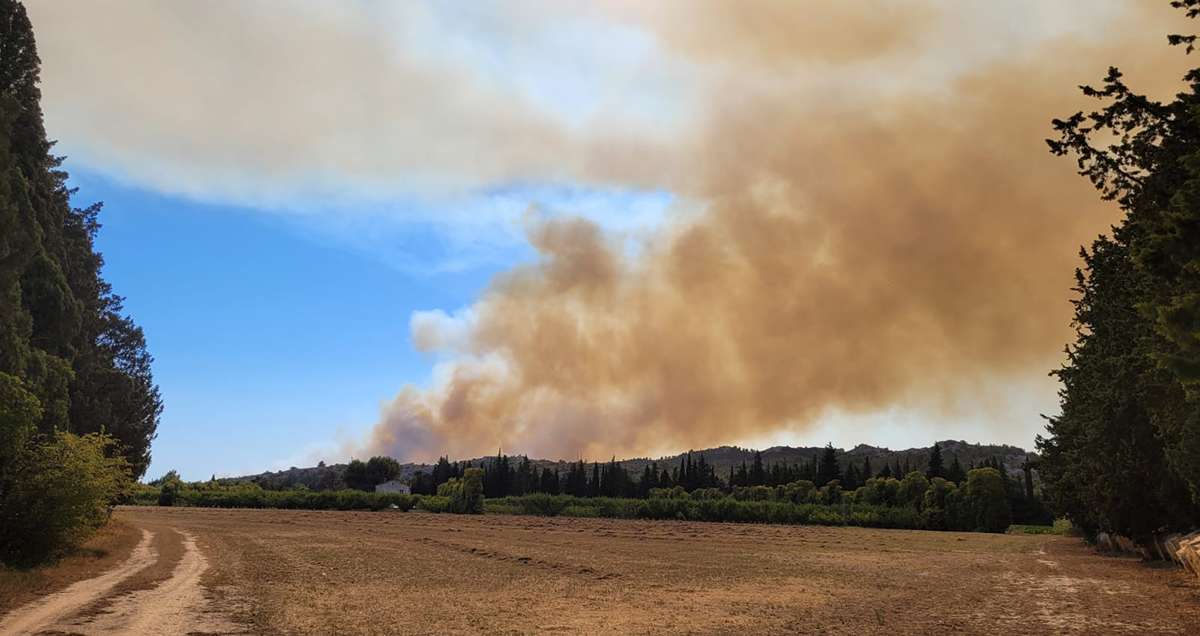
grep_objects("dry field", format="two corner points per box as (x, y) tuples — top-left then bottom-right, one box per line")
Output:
(2, 506), (1198, 635)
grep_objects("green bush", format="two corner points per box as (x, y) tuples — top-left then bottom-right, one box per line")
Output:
(0, 431), (132, 566)
(898, 472), (930, 510)
(140, 479), (416, 512)
(417, 496), (450, 513)
(488, 494), (927, 530)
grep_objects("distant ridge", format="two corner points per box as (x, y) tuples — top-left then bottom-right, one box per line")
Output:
(223, 440), (1033, 491)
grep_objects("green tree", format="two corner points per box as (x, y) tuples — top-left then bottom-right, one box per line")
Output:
(156, 469), (183, 506)
(365, 456), (401, 485)
(898, 471), (930, 510)
(447, 467), (484, 514)
(749, 450), (766, 486)
(962, 468), (1011, 533)
(926, 443), (944, 479)
(816, 443), (840, 486)
(344, 459), (371, 491)
(922, 477), (957, 530)
(1045, 0), (1200, 518)
(0, 0), (161, 475)
(946, 455), (966, 484)
(1037, 237), (1196, 539)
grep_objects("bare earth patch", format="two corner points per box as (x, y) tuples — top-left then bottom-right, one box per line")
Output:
(2, 507), (1197, 634)
(76, 506), (1200, 635)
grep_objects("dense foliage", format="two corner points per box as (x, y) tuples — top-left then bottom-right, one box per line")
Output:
(1039, 1), (1200, 544)
(404, 446), (1045, 525)
(482, 467), (1011, 532)
(145, 465), (1015, 532)
(132, 479), (415, 512)
(0, 0), (158, 565)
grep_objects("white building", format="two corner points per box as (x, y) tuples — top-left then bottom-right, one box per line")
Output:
(375, 480), (410, 494)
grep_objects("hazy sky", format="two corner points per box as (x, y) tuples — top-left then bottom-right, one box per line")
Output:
(23, 1), (1197, 479)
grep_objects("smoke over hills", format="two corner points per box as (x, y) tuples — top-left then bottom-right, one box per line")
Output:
(364, 3), (1194, 462)
(24, 2), (1191, 465)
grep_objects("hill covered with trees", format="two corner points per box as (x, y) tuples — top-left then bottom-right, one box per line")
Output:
(220, 439), (1036, 501)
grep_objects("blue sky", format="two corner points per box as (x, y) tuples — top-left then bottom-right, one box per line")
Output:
(74, 170), (479, 478)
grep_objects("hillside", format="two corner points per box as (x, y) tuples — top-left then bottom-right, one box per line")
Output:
(224, 440), (1033, 491)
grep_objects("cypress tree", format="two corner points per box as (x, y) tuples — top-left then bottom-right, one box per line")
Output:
(927, 443), (945, 479)
(0, 0), (161, 477)
(947, 455), (966, 484)
(816, 443), (840, 486)
(750, 450), (765, 486)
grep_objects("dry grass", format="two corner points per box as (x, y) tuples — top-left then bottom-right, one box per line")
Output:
(103, 506), (1200, 635)
(0, 518), (140, 615)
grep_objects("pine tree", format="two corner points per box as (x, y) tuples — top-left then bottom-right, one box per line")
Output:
(750, 450), (766, 486)
(927, 443), (945, 479)
(816, 443), (841, 486)
(947, 455), (966, 484)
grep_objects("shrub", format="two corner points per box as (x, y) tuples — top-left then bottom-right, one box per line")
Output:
(780, 480), (816, 504)
(859, 477), (901, 506)
(690, 487), (725, 501)
(417, 496), (450, 513)
(0, 432), (132, 566)
(508, 492), (572, 516)
(898, 472), (930, 510)
(731, 485), (774, 501)
(819, 480), (843, 505)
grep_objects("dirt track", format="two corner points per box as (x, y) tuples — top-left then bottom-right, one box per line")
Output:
(2, 506), (1198, 634)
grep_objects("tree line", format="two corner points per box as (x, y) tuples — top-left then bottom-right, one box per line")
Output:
(395, 443), (1047, 525)
(0, 0), (160, 566)
(1038, 0), (1200, 547)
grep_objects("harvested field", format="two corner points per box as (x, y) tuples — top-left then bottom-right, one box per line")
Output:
(2, 506), (1198, 635)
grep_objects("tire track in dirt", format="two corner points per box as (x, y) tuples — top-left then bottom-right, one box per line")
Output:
(54, 530), (245, 635)
(0, 529), (157, 635)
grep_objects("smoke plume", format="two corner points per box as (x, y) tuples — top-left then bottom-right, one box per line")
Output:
(365, 2), (1197, 462)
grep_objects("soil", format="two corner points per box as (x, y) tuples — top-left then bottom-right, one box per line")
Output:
(1, 506), (1198, 634)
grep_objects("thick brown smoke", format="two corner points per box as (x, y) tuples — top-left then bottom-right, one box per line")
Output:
(366, 2), (1194, 462)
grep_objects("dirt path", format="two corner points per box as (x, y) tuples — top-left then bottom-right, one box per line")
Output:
(0, 529), (157, 635)
(118, 506), (1200, 635)
(8, 508), (1198, 634)
(0, 526), (243, 635)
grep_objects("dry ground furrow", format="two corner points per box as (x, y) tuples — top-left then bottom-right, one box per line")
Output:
(0, 529), (157, 635)
(109, 506), (1200, 635)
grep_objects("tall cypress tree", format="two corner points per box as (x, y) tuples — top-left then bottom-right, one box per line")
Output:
(926, 443), (945, 479)
(816, 443), (840, 486)
(750, 450), (765, 486)
(0, 0), (160, 477)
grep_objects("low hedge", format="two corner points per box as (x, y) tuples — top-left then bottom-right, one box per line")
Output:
(487, 494), (926, 529)
(144, 487), (415, 511)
